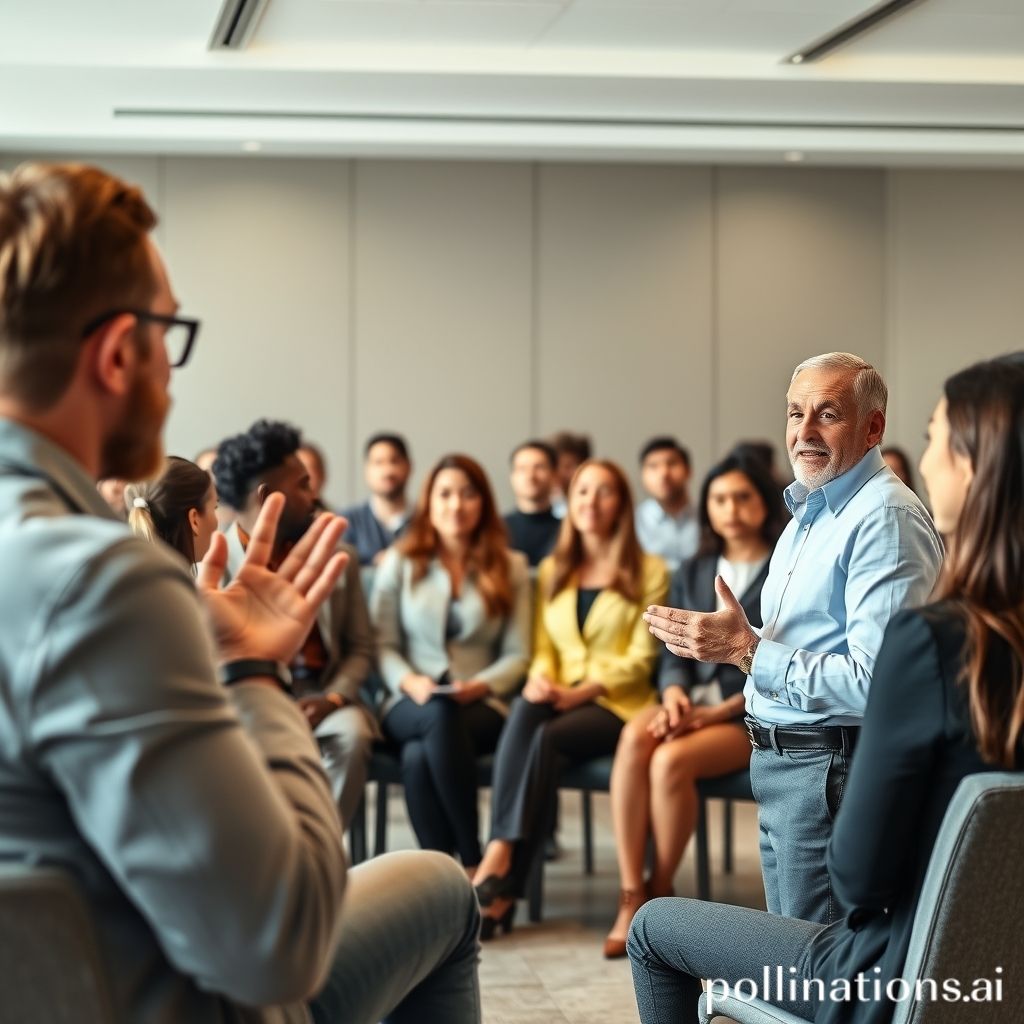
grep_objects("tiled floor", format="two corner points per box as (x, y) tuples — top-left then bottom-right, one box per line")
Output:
(369, 785), (766, 1023)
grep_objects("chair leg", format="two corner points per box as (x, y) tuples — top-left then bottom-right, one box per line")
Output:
(723, 798), (734, 874)
(582, 790), (595, 876)
(695, 796), (711, 901)
(374, 781), (389, 857)
(349, 796), (367, 865)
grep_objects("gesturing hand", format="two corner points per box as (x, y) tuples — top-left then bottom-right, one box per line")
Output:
(197, 493), (348, 665)
(643, 575), (757, 668)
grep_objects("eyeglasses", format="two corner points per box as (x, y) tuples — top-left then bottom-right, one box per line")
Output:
(81, 309), (200, 368)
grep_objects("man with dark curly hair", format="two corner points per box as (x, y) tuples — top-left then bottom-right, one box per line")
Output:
(214, 419), (378, 828)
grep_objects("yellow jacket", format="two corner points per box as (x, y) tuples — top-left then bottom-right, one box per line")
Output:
(529, 553), (670, 722)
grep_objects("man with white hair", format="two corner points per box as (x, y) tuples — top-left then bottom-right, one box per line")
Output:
(644, 352), (942, 924)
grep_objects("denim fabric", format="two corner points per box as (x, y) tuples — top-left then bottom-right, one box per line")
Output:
(310, 851), (481, 1024)
(750, 744), (851, 924)
(628, 897), (823, 1024)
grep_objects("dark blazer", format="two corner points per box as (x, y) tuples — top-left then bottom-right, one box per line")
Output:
(810, 603), (1018, 1024)
(657, 553), (769, 706)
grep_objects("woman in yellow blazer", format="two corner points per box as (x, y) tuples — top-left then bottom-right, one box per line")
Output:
(473, 459), (669, 938)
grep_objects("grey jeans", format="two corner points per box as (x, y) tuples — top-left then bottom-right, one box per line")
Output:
(628, 897), (824, 1024)
(750, 742), (851, 925)
(315, 705), (375, 827)
(310, 851), (481, 1024)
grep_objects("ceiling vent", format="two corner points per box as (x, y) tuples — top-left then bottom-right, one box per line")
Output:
(209, 0), (272, 51)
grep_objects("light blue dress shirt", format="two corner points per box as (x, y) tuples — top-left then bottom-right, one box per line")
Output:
(745, 446), (943, 727)
(636, 498), (700, 572)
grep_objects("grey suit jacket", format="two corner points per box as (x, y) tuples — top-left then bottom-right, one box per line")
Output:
(371, 548), (530, 717)
(0, 420), (346, 1024)
(223, 524), (377, 736)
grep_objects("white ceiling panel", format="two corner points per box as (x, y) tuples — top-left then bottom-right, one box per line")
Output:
(255, 1), (565, 48)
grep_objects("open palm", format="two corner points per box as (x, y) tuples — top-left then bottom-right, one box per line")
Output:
(196, 493), (348, 665)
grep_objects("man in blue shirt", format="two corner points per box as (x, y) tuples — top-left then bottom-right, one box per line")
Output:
(645, 352), (942, 924)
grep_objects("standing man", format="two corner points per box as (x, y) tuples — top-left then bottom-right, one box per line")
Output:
(635, 436), (698, 572)
(644, 352), (942, 924)
(504, 440), (562, 568)
(214, 419), (378, 827)
(342, 432), (412, 566)
(0, 162), (479, 1024)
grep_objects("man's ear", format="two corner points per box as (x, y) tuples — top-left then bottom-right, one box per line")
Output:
(89, 314), (139, 398)
(867, 411), (886, 450)
(255, 483), (270, 507)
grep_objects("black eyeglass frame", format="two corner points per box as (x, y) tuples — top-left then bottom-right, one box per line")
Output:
(80, 309), (200, 368)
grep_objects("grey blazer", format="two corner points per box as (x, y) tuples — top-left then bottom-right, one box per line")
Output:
(371, 548), (530, 717)
(223, 523), (379, 737)
(0, 419), (345, 1024)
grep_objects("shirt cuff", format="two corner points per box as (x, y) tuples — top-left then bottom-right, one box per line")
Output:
(750, 638), (795, 706)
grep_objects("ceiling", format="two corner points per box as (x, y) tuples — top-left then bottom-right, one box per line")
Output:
(1, 0), (1023, 165)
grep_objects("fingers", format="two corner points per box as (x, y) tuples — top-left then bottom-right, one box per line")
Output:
(244, 492), (286, 570)
(277, 513), (345, 584)
(666, 642), (691, 659)
(303, 551), (349, 610)
(715, 574), (742, 612)
(645, 605), (690, 623)
(196, 531), (228, 591)
(289, 518), (348, 596)
(650, 623), (691, 649)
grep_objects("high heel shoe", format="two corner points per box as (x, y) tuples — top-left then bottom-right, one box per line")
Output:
(479, 900), (516, 941)
(474, 872), (514, 908)
(602, 888), (648, 960)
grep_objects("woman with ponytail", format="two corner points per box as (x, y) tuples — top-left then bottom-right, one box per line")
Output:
(629, 354), (1024, 1024)
(126, 456), (219, 567)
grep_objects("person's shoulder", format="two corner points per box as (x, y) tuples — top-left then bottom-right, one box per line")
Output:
(641, 551), (670, 587)
(339, 500), (370, 524)
(506, 548), (529, 578)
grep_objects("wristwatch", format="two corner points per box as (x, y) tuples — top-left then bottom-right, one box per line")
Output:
(218, 659), (293, 694)
(738, 637), (760, 676)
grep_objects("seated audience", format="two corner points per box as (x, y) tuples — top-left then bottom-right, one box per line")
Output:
(473, 460), (669, 938)
(729, 438), (791, 489)
(882, 444), (917, 493)
(215, 418), (378, 828)
(342, 432), (413, 566)
(96, 476), (127, 519)
(549, 430), (592, 519)
(125, 455), (219, 566)
(372, 454), (530, 870)
(504, 439), (562, 567)
(298, 439), (330, 511)
(604, 454), (784, 958)
(628, 354), (1024, 1024)
(0, 161), (478, 1024)
(635, 436), (698, 571)
(195, 444), (237, 529)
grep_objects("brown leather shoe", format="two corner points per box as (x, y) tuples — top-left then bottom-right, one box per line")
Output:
(602, 888), (648, 959)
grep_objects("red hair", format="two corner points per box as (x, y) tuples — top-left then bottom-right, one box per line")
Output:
(398, 454), (513, 617)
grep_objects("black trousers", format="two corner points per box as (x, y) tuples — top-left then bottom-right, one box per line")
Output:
(383, 696), (504, 866)
(488, 697), (623, 895)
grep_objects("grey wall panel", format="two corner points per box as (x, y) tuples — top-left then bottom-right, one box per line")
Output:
(886, 170), (1024, 477)
(535, 164), (714, 497)
(715, 167), (887, 477)
(352, 160), (533, 509)
(160, 157), (352, 508)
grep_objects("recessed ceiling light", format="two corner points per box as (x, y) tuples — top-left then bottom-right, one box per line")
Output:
(242, 141), (262, 152)
(784, 151), (805, 163)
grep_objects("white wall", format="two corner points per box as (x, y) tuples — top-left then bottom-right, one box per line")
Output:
(2, 153), (1022, 507)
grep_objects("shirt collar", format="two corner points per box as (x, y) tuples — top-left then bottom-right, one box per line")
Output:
(0, 417), (119, 520)
(784, 446), (886, 519)
(643, 498), (694, 525)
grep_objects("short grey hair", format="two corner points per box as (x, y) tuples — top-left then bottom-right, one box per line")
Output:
(790, 352), (888, 421)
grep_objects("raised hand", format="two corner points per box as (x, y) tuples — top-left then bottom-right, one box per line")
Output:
(643, 575), (757, 668)
(197, 492), (348, 665)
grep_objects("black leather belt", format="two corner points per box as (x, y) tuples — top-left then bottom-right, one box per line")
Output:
(745, 717), (859, 755)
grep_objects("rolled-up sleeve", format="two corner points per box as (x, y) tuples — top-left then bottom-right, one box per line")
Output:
(25, 539), (347, 1007)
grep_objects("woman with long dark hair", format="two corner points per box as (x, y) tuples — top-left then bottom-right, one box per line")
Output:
(473, 459), (669, 938)
(372, 454), (530, 871)
(125, 456), (219, 567)
(604, 454), (784, 958)
(628, 354), (1024, 1024)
